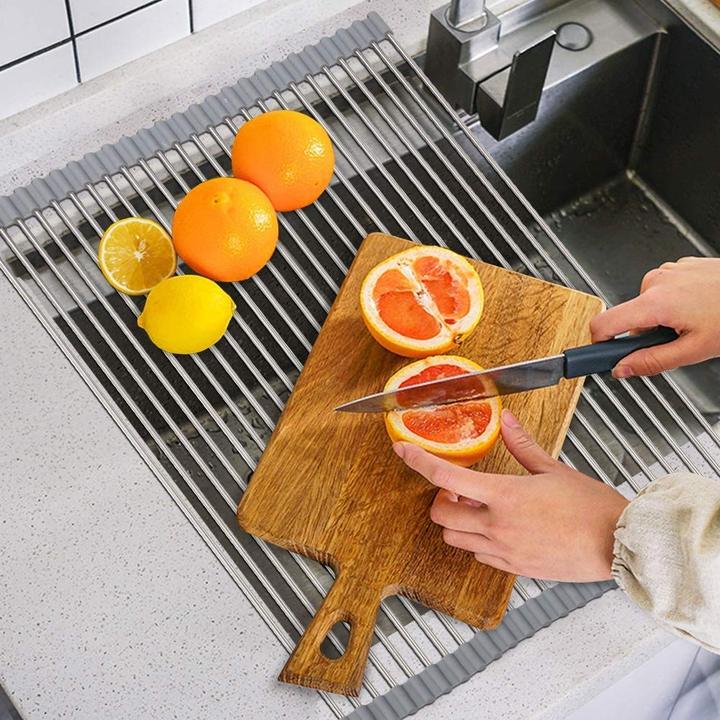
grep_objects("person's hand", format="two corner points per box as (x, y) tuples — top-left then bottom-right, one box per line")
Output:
(393, 410), (629, 582)
(590, 257), (720, 378)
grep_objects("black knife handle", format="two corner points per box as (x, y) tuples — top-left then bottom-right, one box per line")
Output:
(563, 326), (679, 379)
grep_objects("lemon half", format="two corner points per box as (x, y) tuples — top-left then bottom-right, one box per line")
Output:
(98, 217), (176, 295)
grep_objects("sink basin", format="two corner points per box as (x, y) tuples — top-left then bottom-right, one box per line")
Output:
(467, 0), (720, 416)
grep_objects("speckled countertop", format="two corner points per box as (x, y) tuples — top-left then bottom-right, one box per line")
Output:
(1, 2), (719, 719)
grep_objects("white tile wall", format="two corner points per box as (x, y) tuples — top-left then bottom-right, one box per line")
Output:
(0, 43), (76, 120)
(0, 0), (70, 66)
(192, 0), (266, 31)
(70, 0), (152, 33)
(0, 0), (279, 121)
(76, 0), (190, 81)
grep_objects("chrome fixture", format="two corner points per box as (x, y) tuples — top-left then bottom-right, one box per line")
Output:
(446, 0), (491, 30)
(425, 0), (555, 139)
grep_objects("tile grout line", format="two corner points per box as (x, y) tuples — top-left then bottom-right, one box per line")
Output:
(63, 0), (82, 83)
(0, 0), (170, 78)
(74, 0), (167, 39)
(0, 38), (73, 74)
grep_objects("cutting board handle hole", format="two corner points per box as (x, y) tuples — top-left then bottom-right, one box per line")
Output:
(319, 619), (351, 660)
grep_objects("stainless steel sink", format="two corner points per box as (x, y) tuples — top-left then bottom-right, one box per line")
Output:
(466, 0), (720, 416)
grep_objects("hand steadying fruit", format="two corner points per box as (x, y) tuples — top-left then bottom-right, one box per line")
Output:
(394, 410), (629, 582)
(394, 256), (720, 587)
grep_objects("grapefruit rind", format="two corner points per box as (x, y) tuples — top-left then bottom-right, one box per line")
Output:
(360, 246), (484, 358)
(385, 355), (501, 467)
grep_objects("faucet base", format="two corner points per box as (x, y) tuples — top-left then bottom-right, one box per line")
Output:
(476, 31), (556, 140)
(425, 3), (501, 113)
(425, 0), (555, 140)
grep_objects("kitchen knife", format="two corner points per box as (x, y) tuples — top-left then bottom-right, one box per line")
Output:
(335, 326), (678, 413)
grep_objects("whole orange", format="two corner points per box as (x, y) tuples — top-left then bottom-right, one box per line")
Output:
(231, 109), (334, 212)
(172, 177), (278, 282)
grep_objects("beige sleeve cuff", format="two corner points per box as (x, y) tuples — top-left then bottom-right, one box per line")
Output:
(612, 472), (720, 653)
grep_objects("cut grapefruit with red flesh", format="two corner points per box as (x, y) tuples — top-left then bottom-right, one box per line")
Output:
(360, 246), (484, 357)
(385, 355), (501, 467)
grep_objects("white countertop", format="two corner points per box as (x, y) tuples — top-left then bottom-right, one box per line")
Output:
(0, 256), (328, 719)
(1, 1), (718, 719)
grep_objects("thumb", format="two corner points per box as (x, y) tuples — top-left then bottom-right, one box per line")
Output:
(501, 410), (556, 474)
(612, 333), (700, 378)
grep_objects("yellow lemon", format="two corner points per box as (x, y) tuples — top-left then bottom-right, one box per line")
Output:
(98, 217), (176, 295)
(137, 275), (235, 354)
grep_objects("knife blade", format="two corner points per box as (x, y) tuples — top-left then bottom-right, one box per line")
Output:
(335, 326), (678, 413)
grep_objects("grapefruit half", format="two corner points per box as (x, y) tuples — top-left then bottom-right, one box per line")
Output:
(385, 355), (501, 467)
(360, 246), (484, 358)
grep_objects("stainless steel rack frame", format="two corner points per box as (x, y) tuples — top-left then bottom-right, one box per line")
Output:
(1, 13), (718, 720)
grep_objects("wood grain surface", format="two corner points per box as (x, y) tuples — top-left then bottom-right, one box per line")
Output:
(237, 233), (604, 696)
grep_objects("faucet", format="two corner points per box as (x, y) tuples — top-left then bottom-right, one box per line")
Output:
(446, 0), (490, 29)
(425, 0), (555, 140)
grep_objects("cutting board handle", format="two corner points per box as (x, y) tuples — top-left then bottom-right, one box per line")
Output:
(279, 568), (382, 697)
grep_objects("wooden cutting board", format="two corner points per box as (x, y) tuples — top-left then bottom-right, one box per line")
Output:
(238, 233), (603, 696)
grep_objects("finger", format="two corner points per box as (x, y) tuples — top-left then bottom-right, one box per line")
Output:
(394, 443), (497, 502)
(613, 333), (704, 378)
(458, 496), (484, 508)
(640, 268), (662, 294)
(442, 528), (496, 554)
(589, 295), (659, 342)
(500, 410), (556, 474)
(473, 552), (514, 573)
(430, 490), (489, 532)
(627, 326), (654, 337)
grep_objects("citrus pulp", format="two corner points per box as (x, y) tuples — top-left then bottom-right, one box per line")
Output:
(98, 217), (176, 295)
(360, 246), (484, 358)
(385, 355), (501, 467)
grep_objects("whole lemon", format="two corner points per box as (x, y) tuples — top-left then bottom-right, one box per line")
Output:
(231, 110), (334, 212)
(137, 275), (235, 354)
